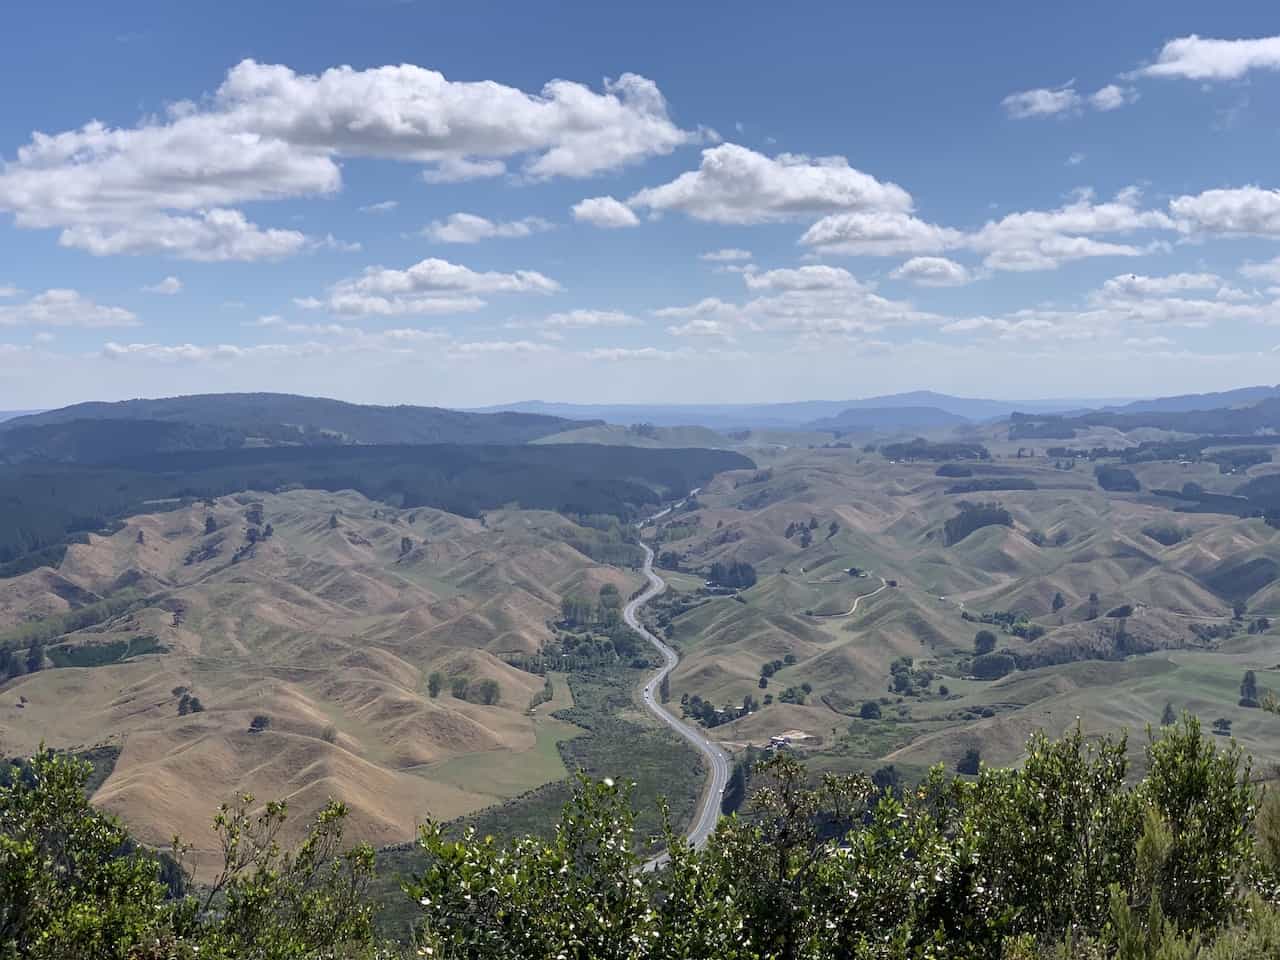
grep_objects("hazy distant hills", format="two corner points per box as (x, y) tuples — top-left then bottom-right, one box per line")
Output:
(803, 405), (970, 432)
(0, 393), (595, 462)
(478, 392), (1136, 429)
(1095, 385), (1280, 415)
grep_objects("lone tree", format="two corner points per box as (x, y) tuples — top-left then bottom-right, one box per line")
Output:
(1240, 670), (1260, 707)
(1052, 591), (1066, 612)
(450, 676), (470, 700)
(204, 516), (217, 535)
(974, 630), (997, 656)
(1161, 702), (1177, 726)
(329, 513), (339, 530)
(859, 701), (882, 720)
(427, 671), (444, 698)
(957, 747), (981, 775)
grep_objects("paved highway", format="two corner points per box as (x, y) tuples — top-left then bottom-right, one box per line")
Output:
(626, 501), (730, 865)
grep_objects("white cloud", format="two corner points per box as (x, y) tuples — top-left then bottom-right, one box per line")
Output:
(142, 276), (183, 295)
(654, 265), (940, 341)
(890, 256), (973, 287)
(1170, 187), (1280, 236)
(32, 332), (55, 344)
(1099, 272), (1221, 298)
(1089, 85), (1138, 111)
(1241, 256), (1280, 283)
(449, 339), (552, 356)
(800, 210), (964, 256)
(309, 256), (559, 317)
(571, 196), (640, 228)
(969, 188), (1173, 271)
(627, 143), (912, 224)
(742, 265), (864, 292)
(1124, 335), (1175, 347)
(0, 289), (140, 328)
(1002, 82), (1136, 118)
(665, 316), (737, 341)
(423, 212), (554, 243)
(542, 309), (638, 328)
(59, 209), (308, 261)
(358, 200), (399, 214)
(102, 341), (329, 362)
(580, 346), (685, 361)
(1001, 84), (1081, 118)
(1139, 34), (1280, 81)
(0, 60), (692, 259)
(1066, 152), (1085, 166)
(0, 285), (20, 298)
(699, 248), (752, 262)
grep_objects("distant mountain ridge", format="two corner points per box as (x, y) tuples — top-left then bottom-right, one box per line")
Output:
(803, 405), (969, 432)
(475, 393), (1115, 429)
(0, 393), (595, 462)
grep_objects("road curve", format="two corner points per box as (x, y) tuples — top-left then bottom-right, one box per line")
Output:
(812, 576), (889, 619)
(626, 538), (731, 865)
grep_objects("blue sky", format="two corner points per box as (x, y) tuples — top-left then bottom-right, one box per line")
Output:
(2, 0), (1280, 407)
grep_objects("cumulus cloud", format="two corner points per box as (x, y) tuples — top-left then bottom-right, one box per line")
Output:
(699, 248), (752, 262)
(628, 143), (912, 224)
(1002, 83), (1137, 118)
(1090, 85), (1138, 111)
(665, 316), (738, 341)
(800, 210), (964, 256)
(571, 196), (640, 228)
(968, 188), (1173, 271)
(655, 265), (940, 341)
(1099, 272), (1222, 298)
(102, 341), (328, 362)
(890, 256), (973, 287)
(142, 276), (183, 294)
(541, 309), (638, 328)
(1138, 34), (1280, 81)
(1170, 187), (1280, 236)
(307, 256), (559, 317)
(579, 346), (684, 361)
(58, 209), (308, 262)
(1240, 256), (1280, 283)
(423, 213), (554, 243)
(0, 289), (140, 328)
(0, 60), (692, 259)
(0, 285), (18, 298)
(1001, 84), (1081, 118)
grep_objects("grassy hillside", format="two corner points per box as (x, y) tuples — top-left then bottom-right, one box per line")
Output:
(0, 442), (751, 570)
(639, 445), (1280, 781)
(0, 489), (676, 877)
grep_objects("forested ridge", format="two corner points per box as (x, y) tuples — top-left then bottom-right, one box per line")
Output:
(5, 718), (1280, 958)
(0, 443), (751, 569)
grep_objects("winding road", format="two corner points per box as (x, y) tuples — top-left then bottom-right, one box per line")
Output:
(812, 576), (889, 618)
(626, 500), (731, 864)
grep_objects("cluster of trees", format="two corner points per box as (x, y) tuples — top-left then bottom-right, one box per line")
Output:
(880, 438), (991, 461)
(8, 719), (1280, 957)
(707, 560), (758, 590)
(943, 502), (1014, 545)
(963, 609), (1045, 640)
(1095, 464), (1141, 492)
(560, 583), (623, 630)
(425, 671), (501, 705)
(935, 463), (973, 478)
(758, 654), (799, 689)
(680, 691), (758, 727)
(888, 656), (934, 695)
(944, 477), (1037, 494)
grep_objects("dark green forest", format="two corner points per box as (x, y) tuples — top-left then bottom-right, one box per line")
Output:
(0, 443), (751, 567)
